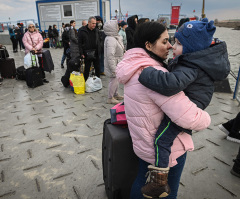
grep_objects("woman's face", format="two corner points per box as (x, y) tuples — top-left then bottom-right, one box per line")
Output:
(28, 25), (35, 32)
(72, 22), (76, 28)
(147, 30), (172, 60)
(172, 38), (183, 57)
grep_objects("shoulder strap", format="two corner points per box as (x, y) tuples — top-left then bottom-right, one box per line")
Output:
(28, 34), (36, 48)
(115, 37), (125, 51)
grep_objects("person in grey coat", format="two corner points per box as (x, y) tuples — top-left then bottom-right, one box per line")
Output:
(104, 20), (125, 104)
(69, 20), (79, 59)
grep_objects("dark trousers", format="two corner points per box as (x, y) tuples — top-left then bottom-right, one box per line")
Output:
(10, 37), (18, 51)
(84, 57), (100, 81)
(100, 52), (104, 73)
(154, 116), (179, 168)
(38, 57), (45, 79)
(154, 115), (191, 168)
(130, 153), (187, 199)
(18, 37), (24, 50)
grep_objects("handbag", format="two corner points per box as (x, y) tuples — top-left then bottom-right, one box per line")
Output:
(110, 102), (127, 125)
(84, 49), (96, 60)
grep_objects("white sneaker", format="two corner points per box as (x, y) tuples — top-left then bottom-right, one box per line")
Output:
(107, 98), (120, 105)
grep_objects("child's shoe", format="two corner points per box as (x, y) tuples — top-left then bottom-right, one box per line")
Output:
(141, 165), (171, 198)
(230, 158), (240, 178)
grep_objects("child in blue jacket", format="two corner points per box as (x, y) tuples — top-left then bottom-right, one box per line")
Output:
(139, 18), (230, 198)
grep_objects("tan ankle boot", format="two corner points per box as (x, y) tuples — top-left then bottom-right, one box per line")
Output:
(107, 97), (120, 105)
(141, 165), (171, 198)
(114, 94), (124, 100)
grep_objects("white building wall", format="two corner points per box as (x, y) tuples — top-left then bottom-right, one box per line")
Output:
(37, 0), (110, 31)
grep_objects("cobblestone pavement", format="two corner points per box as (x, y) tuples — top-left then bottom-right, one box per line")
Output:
(0, 46), (240, 199)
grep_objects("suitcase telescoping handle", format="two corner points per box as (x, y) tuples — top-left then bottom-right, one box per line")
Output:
(80, 58), (84, 73)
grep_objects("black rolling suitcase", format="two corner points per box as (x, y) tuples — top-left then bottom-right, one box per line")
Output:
(42, 50), (54, 72)
(102, 119), (139, 199)
(25, 52), (43, 88)
(0, 46), (16, 78)
(25, 67), (43, 88)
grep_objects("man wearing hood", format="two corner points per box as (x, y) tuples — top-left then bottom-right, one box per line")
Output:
(126, 15), (138, 50)
(78, 16), (101, 81)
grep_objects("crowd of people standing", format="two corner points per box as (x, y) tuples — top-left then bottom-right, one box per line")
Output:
(3, 16), (239, 199)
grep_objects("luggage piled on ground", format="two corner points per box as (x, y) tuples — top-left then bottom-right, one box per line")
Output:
(0, 46), (16, 78)
(24, 51), (43, 88)
(61, 58), (102, 94)
(16, 66), (26, 80)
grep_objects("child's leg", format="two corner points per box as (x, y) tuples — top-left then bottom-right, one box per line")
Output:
(155, 115), (181, 168)
(141, 115), (181, 198)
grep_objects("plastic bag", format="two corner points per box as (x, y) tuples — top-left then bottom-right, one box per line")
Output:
(85, 76), (102, 93)
(24, 52), (39, 69)
(69, 72), (85, 94)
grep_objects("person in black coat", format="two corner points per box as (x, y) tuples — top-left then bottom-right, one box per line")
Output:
(41, 30), (47, 39)
(53, 24), (59, 48)
(95, 15), (106, 75)
(14, 26), (21, 51)
(48, 25), (54, 48)
(126, 15), (138, 50)
(61, 23), (70, 68)
(17, 23), (25, 50)
(78, 16), (101, 81)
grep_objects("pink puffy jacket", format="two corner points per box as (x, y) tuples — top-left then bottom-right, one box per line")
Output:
(22, 30), (43, 56)
(116, 48), (211, 167)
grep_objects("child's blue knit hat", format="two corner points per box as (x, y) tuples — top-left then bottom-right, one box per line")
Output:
(174, 18), (216, 54)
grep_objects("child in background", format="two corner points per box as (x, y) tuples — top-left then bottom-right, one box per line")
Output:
(139, 18), (230, 198)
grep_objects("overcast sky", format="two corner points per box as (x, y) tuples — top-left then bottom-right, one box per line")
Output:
(0, 0), (240, 23)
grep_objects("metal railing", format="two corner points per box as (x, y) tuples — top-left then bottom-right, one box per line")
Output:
(233, 66), (240, 105)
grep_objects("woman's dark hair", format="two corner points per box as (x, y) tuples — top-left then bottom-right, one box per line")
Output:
(48, 25), (52, 29)
(134, 22), (166, 50)
(70, 20), (75, 25)
(64, 23), (70, 28)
